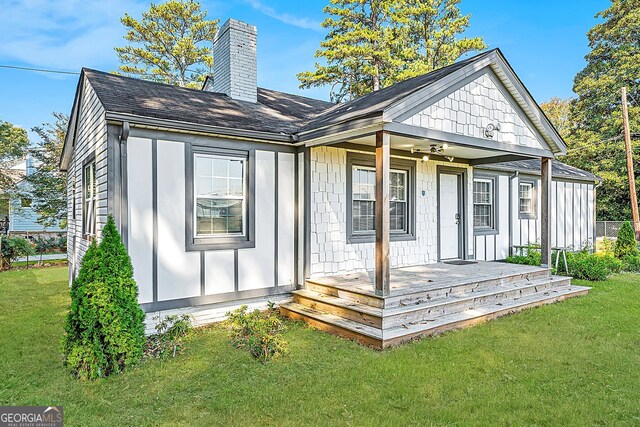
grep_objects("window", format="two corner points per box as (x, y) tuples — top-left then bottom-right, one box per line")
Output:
(351, 167), (408, 234)
(186, 146), (255, 251)
(346, 153), (415, 243)
(518, 179), (537, 219)
(82, 160), (97, 237)
(473, 175), (498, 234)
(194, 154), (245, 236)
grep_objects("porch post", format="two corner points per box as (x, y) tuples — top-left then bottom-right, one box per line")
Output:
(375, 130), (391, 296)
(540, 157), (552, 268)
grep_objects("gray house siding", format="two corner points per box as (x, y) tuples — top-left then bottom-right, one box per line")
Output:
(66, 79), (108, 278)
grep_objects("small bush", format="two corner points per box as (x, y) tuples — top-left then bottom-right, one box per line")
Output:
(614, 221), (639, 259)
(145, 315), (193, 359)
(62, 216), (146, 380)
(567, 252), (621, 281)
(1, 236), (35, 270)
(226, 305), (288, 363)
(505, 246), (541, 266)
(597, 237), (615, 255)
(622, 254), (640, 272)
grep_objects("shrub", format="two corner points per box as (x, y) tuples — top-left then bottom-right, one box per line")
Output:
(226, 304), (288, 363)
(622, 254), (640, 272)
(597, 237), (615, 255)
(0, 236), (35, 270)
(614, 221), (639, 259)
(567, 252), (621, 281)
(505, 246), (541, 266)
(62, 216), (146, 380)
(145, 315), (193, 359)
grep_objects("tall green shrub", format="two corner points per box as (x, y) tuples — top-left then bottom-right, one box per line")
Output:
(614, 221), (639, 259)
(62, 216), (145, 380)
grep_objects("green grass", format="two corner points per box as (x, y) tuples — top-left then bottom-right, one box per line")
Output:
(1, 267), (639, 426)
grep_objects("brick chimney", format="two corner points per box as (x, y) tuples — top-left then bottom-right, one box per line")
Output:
(212, 19), (257, 103)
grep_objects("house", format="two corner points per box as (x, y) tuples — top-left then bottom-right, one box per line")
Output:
(3, 151), (65, 236)
(61, 19), (598, 347)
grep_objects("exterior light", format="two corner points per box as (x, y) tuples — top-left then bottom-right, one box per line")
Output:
(442, 143), (449, 150)
(422, 155), (429, 162)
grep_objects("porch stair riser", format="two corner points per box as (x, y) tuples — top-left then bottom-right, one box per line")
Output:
(281, 271), (590, 349)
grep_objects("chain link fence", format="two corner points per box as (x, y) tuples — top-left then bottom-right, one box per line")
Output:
(596, 221), (627, 238)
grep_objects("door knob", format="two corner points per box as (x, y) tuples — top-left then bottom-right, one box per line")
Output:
(455, 213), (460, 224)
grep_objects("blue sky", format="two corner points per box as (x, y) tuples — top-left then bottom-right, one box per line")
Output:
(0, 0), (608, 140)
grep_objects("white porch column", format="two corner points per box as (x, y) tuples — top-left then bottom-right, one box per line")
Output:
(375, 131), (391, 296)
(541, 157), (552, 268)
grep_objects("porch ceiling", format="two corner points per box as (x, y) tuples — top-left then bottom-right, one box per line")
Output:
(345, 133), (534, 162)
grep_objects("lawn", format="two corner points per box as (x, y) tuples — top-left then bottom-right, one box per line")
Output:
(1, 267), (639, 426)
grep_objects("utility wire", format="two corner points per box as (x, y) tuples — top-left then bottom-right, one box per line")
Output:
(0, 64), (80, 75)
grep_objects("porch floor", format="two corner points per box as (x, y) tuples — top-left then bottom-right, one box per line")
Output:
(281, 261), (590, 349)
(307, 261), (549, 298)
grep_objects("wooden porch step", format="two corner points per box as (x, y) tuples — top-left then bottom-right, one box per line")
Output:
(306, 268), (551, 309)
(382, 284), (591, 348)
(294, 275), (572, 329)
(280, 284), (590, 350)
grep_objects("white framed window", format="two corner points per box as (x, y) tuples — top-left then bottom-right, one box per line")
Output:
(519, 183), (533, 214)
(82, 160), (97, 237)
(351, 166), (408, 234)
(473, 178), (494, 230)
(518, 179), (537, 219)
(193, 154), (245, 237)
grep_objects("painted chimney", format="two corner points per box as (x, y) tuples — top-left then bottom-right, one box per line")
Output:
(212, 19), (257, 103)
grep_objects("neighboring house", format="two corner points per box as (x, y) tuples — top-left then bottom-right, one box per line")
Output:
(3, 151), (65, 236)
(61, 19), (598, 346)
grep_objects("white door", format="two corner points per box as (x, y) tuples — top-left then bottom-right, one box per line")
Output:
(439, 173), (460, 259)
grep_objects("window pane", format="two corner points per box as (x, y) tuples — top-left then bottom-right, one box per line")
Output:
(228, 159), (243, 178)
(212, 178), (228, 196)
(195, 156), (212, 177)
(196, 177), (213, 196)
(212, 158), (229, 177)
(390, 201), (406, 231)
(196, 198), (243, 235)
(353, 200), (375, 232)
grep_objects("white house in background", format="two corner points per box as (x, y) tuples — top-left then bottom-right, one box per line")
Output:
(61, 19), (598, 347)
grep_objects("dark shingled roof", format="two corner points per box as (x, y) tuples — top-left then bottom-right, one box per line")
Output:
(82, 69), (333, 135)
(80, 57), (598, 183)
(298, 50), (496, 132)
(477, 159), (602, 182)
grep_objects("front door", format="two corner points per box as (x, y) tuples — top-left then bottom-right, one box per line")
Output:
(439, 173), (461, 260)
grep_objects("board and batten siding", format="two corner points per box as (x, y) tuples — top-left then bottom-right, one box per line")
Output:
(125, 133), (297, 312)
(473, 175), (596, 261)
(66, 79), (108, 279)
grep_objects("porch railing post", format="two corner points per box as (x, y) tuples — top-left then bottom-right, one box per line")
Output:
(541, 157), (552, 268)
(375, 130), (391, 296)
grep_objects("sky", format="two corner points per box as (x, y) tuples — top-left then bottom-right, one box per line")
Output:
(0, 0), (609, 141)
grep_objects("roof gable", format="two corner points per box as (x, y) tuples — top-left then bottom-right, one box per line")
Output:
(400, 70), (548, 152)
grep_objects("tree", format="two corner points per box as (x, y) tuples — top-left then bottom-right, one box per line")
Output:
(115, 0), (219, 88)
(540, 97), (572, 139)
(391, 0), (486, 83)
(614, 221), (639, 258)
(62, 216), (146, 380)
(19, 113), (68, 229)
(297, 0), (485, 102)
(566, 0), (640, 221)
(0, 120), (29, 192)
